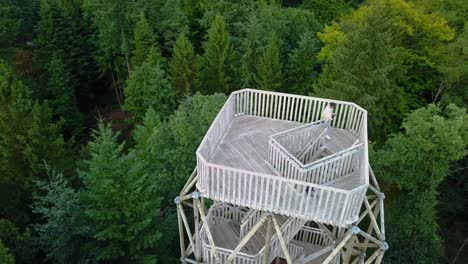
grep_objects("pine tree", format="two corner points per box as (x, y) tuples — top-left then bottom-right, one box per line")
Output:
(132, 12), (158, 68)
(0, 61), (71, 229)
(46, 54), (83, 136)
(158, 0), (189, 53)
(79, 122), (160, 262)
(32, 165), (89, 264)
(287, 31), (318, 95)
(169, 34), (198, 97)
(124, 47), (175, 120)
(239, 14), (262, 88)
(255, 35), (283, 91)
(0, 241), (13, 264)
(0, 0), (21, 60)
(200, 14), (235, 93)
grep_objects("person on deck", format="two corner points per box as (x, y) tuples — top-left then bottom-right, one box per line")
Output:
(321, 102), (336, 140)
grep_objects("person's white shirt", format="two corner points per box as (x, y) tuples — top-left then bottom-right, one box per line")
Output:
(321, 104), (334, 121)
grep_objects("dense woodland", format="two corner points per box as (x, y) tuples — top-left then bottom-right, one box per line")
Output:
(0, 0), (467, 263)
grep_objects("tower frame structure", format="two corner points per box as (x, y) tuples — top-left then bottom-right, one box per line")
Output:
(175, 89), (387, 264)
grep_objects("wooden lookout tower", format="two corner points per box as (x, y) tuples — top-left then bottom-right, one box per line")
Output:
(176, 89), (387, 264)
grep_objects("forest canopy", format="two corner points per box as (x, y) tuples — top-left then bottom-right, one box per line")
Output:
(0, 0), (467, 263)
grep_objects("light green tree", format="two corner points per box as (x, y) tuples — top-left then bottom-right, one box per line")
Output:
(0, 240), (13, 264)
(79, 122), (160, 262)
(124, 47), (175, 120)
(158, 0), (189, 53)
(255, 35), (283, 91)
(132, 12), (158, 69)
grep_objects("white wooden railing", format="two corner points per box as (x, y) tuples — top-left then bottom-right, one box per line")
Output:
(196, 89), (369, 226)
(269, 140), (365, 186)
(240, 209), (263, 238)
(294, 226), (333, 247)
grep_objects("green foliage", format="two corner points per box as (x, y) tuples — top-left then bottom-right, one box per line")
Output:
(384, 190), (441, 264)
(0, 61), (72, 226)
(158, 0), (189, 53)
(132, 12), (158, 68)
(239, 14), (262, 88)
(0, 240), (14, 264)
(169, 34), (198, 97)
(316, 11), (406, 141)
(301, 0), (350, 24)
(0, 0), (21, 60)
(255, 35), (283, 91)
(0, 218), (36, 263)
(32, 165), (91, 264)
(79, 122), (160, 262)
(124, 47), (175, 120)
(286, 31), (318, 95)
(45, 54), (83, 136)
(83, 0), (138, 74)
(375, 104), (467, 190)
(200, 14), (235, 93)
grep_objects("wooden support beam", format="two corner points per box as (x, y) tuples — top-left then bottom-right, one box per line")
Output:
(177, 206), (186, 262)
(196, 200), (220, 264)
(182, 175), (199, 196)
(193, 196), (201, 261)
(358, 231), (384, 248)
(178, 205), (196, 258)
(364, 250), (381, 264)
(369, 166), (380, 191)
(374, 250), (385, 264)
(364, 197), (382, 239)
(263, 216), (272, 264)
(272, 216), (292, 264)
(318, 222), (336, 240)
(322, 228), (356, 264)
(379, 193), (386, 241)
(226, 214), (268, 264)
(181, 168), (197, 196)
(357, 199), (378, 224)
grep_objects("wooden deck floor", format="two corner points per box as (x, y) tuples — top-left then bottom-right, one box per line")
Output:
(210, 115), (359, 190)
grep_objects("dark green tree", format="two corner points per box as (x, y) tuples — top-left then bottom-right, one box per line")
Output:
(124, 47), (175, 120)
(301, 0), (350, 24)
(0, 0), (21, 60)
(374, 104), (467, 264)
(169, 34), (198, 97)
(79, 122), (160, 262)
(0, 218), (36, 263)
(45, 54), (83, 136)
(0, 240), (13, 264)
(158, 0), (189, 53)
(200, 14), (235, 93)
(132, 12), (158, 69)
(239, 14), (262, 88)
(286, 31), (318, 95)
(0, 61), (72, 227)
(255, 35), (283, 91)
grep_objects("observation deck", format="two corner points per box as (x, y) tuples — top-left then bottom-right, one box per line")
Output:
(196, 89), (369, 227)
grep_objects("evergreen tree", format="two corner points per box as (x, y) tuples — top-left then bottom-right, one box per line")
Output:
(315, 11), (406, 142)
(158, 0), (189, 53)
(0, 61), (72, 227)
(239, 14), (262, 88)
(132, 12), (158, 69)
(255, 35), (283, 91)
(46, 54), (83, 136)
(79, 122), (160, 262)
(0, 218), (36, 263)
(32, 165), (91, 264)
(286, 31), (318, 95)
(200, 14), (235, 93)
(169, 34), (198, 97)
(0, 241), (13, 264)
(124, 47), (175, 120)
(301, 0), (350, 24)
(0, 0), (21, 60)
